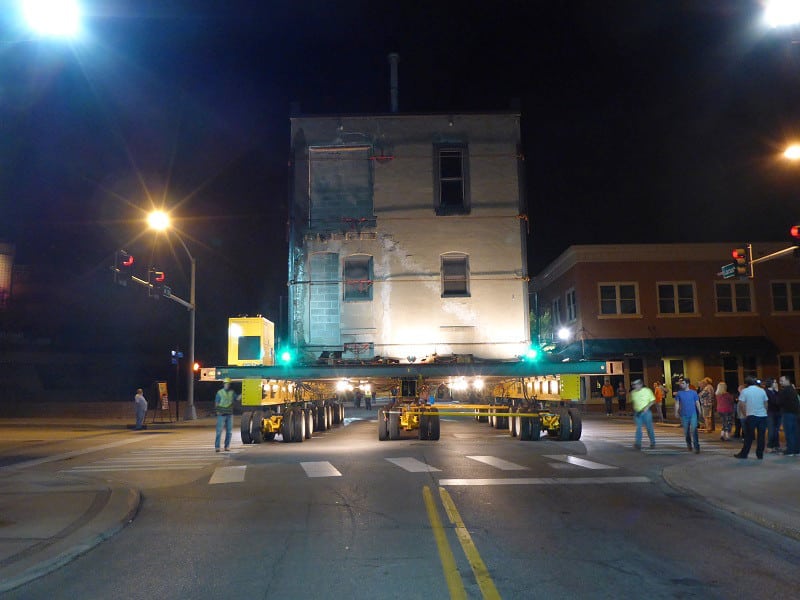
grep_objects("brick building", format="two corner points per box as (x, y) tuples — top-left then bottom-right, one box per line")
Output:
(532, 243), (800, 403)
(287, 112), (530, 362)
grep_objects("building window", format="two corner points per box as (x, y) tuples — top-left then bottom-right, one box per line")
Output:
(566, 289), (577, 322)
(628, 358), (644, 385)
(552, 297), (563, 326)
(434, 144), (469, 215)
(308, 146), (374, 231)
(598, 283), (639, 316)
(343, 255), (373, 302)
(441, 253), (469, 297)
(715, 282), (753, 314)
(771, 281), (800, 313)
(780, 354), (799, 385)
(657, 282), (696, 315)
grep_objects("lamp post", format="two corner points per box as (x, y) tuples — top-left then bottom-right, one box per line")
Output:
(148, 210), (197, 420)
(21, 0), (81, 38)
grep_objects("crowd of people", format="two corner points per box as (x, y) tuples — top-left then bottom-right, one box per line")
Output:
(623, 374), (799, 459)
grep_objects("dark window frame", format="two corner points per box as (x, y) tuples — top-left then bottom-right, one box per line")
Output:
(441, 253), (470, 298)
(433, 143), (470, 215)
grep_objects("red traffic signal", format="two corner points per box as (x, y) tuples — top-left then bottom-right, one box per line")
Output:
(732, 248), (746, 260)
(732, 245), (751, 278)
(791, 225), (800, 240)
(154, 271), (165, 283)
(148, 268), (166, 298)
(114, 250), (135, 286)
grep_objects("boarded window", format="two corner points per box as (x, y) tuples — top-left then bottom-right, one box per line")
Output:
(309, 146), (373, 230)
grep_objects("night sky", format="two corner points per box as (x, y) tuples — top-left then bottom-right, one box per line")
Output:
(1, 0), (799, 365)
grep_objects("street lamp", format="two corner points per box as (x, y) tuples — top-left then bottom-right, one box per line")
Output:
(557, 327), (572, 341)
(784, 144), (800, 160)
(764, 0), (800, 28)
(148, 210), (197, 420)
(21, 0), (81, 38)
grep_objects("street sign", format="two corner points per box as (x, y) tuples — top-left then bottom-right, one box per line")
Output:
(721, 263), (736, 279)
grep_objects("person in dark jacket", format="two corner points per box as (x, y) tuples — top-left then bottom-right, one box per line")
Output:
(766, 378), (782, 453)
(778, 375), (799, 456)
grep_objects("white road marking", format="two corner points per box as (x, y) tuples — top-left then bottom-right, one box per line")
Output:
(209, 465), (247, 484)
(64, 465), (206, 472)
(301, 461), (342, 478)
(544, 455), (618, 470)
(2, 437), (147, 471)
(439, 476), (650, 486)
(467, 455), (529, 471)
(386, 457), (441, 472)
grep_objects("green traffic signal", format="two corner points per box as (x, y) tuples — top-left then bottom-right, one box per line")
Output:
(524, 346), (540, 361)
(278, 348), (294, 364)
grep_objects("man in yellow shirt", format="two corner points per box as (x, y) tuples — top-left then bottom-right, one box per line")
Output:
(630, 378), (656, 450)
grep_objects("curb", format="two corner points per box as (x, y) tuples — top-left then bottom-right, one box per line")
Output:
(661, 462), (800, 542)
(0, 485), (142, 593)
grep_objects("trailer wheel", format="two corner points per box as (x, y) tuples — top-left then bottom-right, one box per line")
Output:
(530, 416), (540, 441)
(489, 410), (496, 428)
(519, 416), (532, 441)
(509, 414), (518, 438)
(558, 409), (572, 441)
(430, 409), (440, 441)
(378, 409), (389, 440)
(477, 409), (488, 424)
(568, 408), (582, 441)
(496, 407), (508, 430)
(293, 408), (306, 442)
(281, 409), (295, 443)
(305, 408), (314, 439)
(388, 411), (401, 440)
(339, 403), (345, 423)
(251, 410), (264, 444)
(419, 412), (430, 440)
(316, 405), (327, 431)
(240, 411), (253, 445)
(332, 403), (341, 426)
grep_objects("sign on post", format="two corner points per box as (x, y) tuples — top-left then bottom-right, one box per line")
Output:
(721, 263), (737, 279)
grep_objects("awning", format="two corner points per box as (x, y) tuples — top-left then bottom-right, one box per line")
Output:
(558, 336), (778, 360)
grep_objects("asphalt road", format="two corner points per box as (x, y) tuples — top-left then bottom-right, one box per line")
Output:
(2, 413), (800, 599)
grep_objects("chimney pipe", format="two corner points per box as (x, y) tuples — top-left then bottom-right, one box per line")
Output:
(388, 53), (399, 113)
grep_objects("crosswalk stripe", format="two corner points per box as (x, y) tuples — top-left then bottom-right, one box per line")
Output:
(467, 456), (528, 471)
(63, 465), (206, 472)
(301, 461), (342, 478)
(439, 476), (651, 486)
(386, 457), (441, 472)
(544, 455), (618, 470)
(209, 466), (247, 484)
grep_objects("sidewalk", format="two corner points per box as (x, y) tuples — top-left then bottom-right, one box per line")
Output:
(0, 470), (140, 593)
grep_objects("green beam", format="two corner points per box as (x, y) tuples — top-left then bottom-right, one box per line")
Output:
(212, 360), (607, 381)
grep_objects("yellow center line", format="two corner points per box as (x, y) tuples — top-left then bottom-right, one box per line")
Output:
(439, 487), (502, 600)
(423, 485), (467, 600)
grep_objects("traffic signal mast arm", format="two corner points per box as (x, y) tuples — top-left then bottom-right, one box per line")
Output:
(129, 274), (194, 310)
(749, 245), (798, 266)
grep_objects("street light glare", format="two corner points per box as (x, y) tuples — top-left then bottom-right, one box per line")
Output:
(557, 327), (571, 341)
(147, 210), (171, 231)
(764, 0), (800, 28)
(784, 144), (800, 160)
(22, 0), (81, 38)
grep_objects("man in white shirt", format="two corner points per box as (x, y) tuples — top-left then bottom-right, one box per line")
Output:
(134, 388), (148, 430)
(734, 376), (768, 460)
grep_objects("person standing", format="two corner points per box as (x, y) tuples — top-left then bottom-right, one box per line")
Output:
(778, 375), (799, 457)
(715, 382), (734, 441)
(765, 379), (782, 453)
(734, 376), (768, 460)
(653, 381), (665, 423)
(630, 379), (656, 449)
(699, 377), (716, 432)
(675, 378), (701, 453)
(133, 388), (148, 431)
(601, 379), (614, 417)
(616, 382), (628, 415)
(214, 378), (235, 452)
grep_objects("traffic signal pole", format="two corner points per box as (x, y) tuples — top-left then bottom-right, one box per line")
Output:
(186, 256), (197, 421)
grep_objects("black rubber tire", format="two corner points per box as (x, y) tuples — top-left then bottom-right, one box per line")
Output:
(558, 409), (572, 441)
(281, 409), (295, 443)
(419, 413), (430, 440)
(293, 408), (306, 442)
(378, 409), (389, 440)
(317, 405), (327, 431)
(325, 404), (332, 429)
(519, 416), (532, 441)
(496, 407), (508, 430)
(251, 410), (264, 444)
(332, 403), (341, 425)
(240, 411), (253, 445)
(568, 408), (582, 441)
(430, 410), (440, 441)
(305, 408), (314, 439)
(530, 416), (541, 441)
(388, 411), (400, 440)
(339, 403), (345, 423)
(477, 409), (488, 424)
(509, 413), (518, 437)
(489, 410), (496, 428)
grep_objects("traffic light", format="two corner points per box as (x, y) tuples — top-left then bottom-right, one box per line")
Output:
(523, 344), (541, 361)
(732, 245), (752, 278)
(278, 347), (295, 365)
(148, 268), (166, 298)
(791, 225), (800, 245)
(114, 250), (134, 286)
